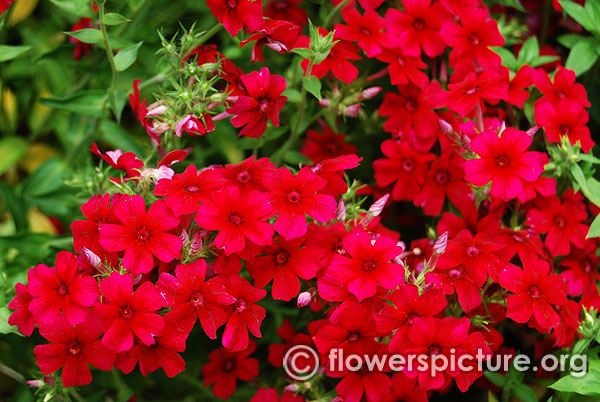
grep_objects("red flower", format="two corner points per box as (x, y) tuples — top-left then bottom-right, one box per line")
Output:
(445, 70), (507, 118)
(560, 240), (600, 296)
(222, 275), (267, 351)
(440, 7), (504, 70)
(378, 82), (444, 151)
(413, 150), (473, 216)
(157, 260), (236, 337)
(93, 272), (164, 352)
(526, 195), (588, 257)
(99, 195), (182, 276)
(533, 67), (590, 108)
(206, 0), (264, 37)
(382, 372), (428, 402)
(375, 46), (428, 87)
(246, 235), (321, 301)
(301, 31), (361, 84)
(27, 251), (99, 326)
(313, 302), (380, 356)
(8, 283), (35, 336)
(194, 186), (275, 255)
(400, 317), (491, 391)
(324, 231), (404, 302)
(70, 194), (119, 262)
(373, 140), (436, 201)
(227, 67), (287, 138)
(505, 65), (534, 108)
(534, 99), (594, 152)
(34, 315), (115, 388)
(240, 19), (301, 63)
(174, 114), (215, 137)
(301, 126), (357, 163)
(268, 319), (316, 368)
(375, 284), (447, 352)
(90, 143), (144, 182)
(265, 0), (308, 26)
(335, 8), (388, 57)
(498, 258), (567, 330)
(251, 388), (304, 402)
(203, 341), (259, 400)
(464, 128), (548, 201)
(334, 346), (392, 402)
(428, 229), (504, 311)
(263, 167), (337, 240)
(154, 165), (227, 216)
(385, 0), (449, 57)
(127, 313), (188, 378)
(220, 155), (276, 193)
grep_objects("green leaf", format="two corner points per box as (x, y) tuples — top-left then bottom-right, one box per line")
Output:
(302, 76), (322, 101)
(49, 0), (91, 17)
(0, 137), (27, 175)
(283, 150), (312, 166)
(558, 33), (584, 48)
(65, 28), (104, 44)
(108, 88), (127, 122)
(587, 214), (600, 238)
(512, 384), (538, 402)
(490, 0), (526, 12)
(484, 371), (506, 387)
(565, 38), (600, 76)
(99, 121), (144, 155)
(19, 158), (69, 198)
(492, 47), (518, 70)
(114, 42), (143, 72)
(291, 48), (313, 59)
(0, 182), (28, 232)
(585, 0), (600, 33)
(40, 90), (106, 117)
(101, 13), (131, 26)
(0, 45), (32, 62)
(518, 36), (540, 65)
(560, 0), (596, 32)
(550, 362), (600, 397)
(529, 55), (560, 67)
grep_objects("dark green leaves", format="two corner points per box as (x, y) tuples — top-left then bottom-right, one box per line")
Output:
(65, 28), (104, 45)
(302, 76), (322, 101)
(101, 13), (131, 26)
(550, 357), (600, 397)
(565, 37), (600, 76)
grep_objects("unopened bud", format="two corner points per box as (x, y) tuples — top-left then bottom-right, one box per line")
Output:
(438, 119), (454, 136)
(368, 193), (389, 217)
(284, 384), (299, 393)
(336, 199), (346, 220)
(343, 104), (360, 117)
(180, 229), (190, 246)
(190, 235), (203, 254)
(460, 132), (472, 151)
(526, 125), (539, 137)
(318, 99), (331, 107)
(26, 380), (44, 388)
(146, 105), (168, 117)
(297, 288), (316, 307)
(82, 247), (101, 268)
(433, 231), (448, 255)
(357, 86), (382, 100)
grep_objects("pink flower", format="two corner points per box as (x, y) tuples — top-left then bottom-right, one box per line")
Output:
(93, 272), (164, 352)
(99, 195), (182, 276)
(27, 251), (99, 326)
(263, 167), (337, 240)
(194, 186), (275, 255)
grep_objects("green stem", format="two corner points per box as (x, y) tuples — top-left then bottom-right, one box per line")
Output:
(98, 2), (119, 91)
(197, 24), (223, 46)
(323, 0), (352, 29)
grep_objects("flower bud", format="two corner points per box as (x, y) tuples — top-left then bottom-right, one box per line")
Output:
(357, 86), (382, 100)
(433, 231), (448, 255)
(343, 104), (360, 117)
(297, 288), (316, 307)
(336, 199), (346, 221)
(190, 233), (203, 254)
(368, 193), (389, 217)
(438, 119), (454, 136)
(526, 125), (539, 137)
(284, 384), (299, 393)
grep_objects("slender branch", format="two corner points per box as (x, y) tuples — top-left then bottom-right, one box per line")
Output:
(98, 2), (119, 91)
(323, 0), (352, 29)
